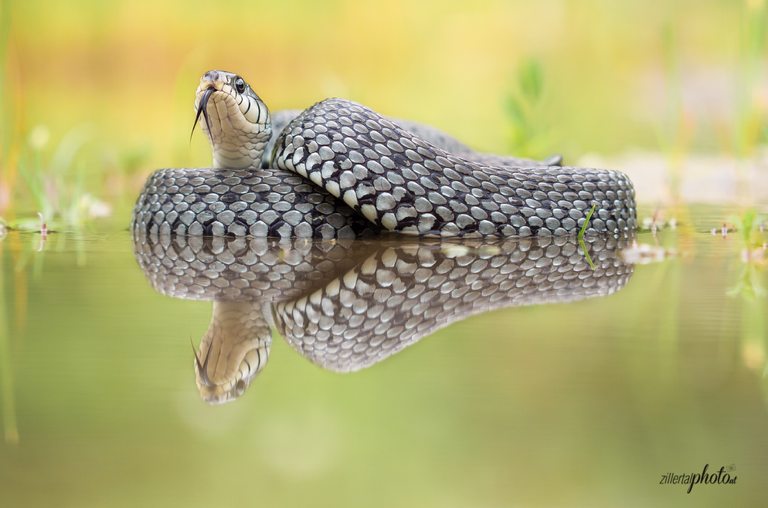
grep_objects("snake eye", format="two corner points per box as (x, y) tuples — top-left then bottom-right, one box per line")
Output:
(234, 78), (246, 94)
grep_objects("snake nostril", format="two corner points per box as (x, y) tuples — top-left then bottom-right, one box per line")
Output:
(204, 70), (219, 83)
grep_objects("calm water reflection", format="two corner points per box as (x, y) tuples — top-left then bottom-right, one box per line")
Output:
(133, 233), (633, 403)
(1, 214), (767, 507)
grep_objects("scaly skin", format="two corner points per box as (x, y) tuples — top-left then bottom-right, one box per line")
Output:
(132, 70), (632, 239)
(273, 98), (636, 237)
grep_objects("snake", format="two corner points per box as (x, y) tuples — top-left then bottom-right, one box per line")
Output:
(131, 70), (636, 239)
(133, 231), (635, 404)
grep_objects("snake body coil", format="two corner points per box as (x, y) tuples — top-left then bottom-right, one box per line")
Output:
(132, 71), (636, 239)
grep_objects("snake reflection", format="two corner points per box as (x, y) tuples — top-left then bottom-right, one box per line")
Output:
(133, 232), (634, 404)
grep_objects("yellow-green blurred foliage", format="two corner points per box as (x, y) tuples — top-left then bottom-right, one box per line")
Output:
(0, 0), (766, 222)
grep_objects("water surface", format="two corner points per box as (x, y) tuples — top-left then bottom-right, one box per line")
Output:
(1, 206), (767, 507)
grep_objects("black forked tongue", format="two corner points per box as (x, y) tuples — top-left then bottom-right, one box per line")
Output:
(191, 338), (215, 388)
(190, 88), (215, 142)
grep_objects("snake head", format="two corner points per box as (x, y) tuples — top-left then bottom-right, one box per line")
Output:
(193, 301), (272, 405)
(193, 340), (270, 405)
(192, 70), (272, 168)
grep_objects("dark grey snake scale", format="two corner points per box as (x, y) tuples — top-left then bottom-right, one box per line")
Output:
(134, 167), (378, 239)
(132, 71), (636, 240)
(271, 99), (635, 237)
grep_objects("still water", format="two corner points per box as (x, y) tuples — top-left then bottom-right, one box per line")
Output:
(1, 206), (767, 507)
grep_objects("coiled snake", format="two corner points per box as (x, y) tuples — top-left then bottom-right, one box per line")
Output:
(132, 70), (636, 239)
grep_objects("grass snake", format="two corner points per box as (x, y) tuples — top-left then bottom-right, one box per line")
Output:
(132, 70), (636, 239)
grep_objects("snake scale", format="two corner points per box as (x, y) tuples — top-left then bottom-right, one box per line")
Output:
(132, 71), (636, 239)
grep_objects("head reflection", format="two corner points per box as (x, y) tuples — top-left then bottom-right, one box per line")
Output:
(134, 234), (635, 404)
(192, 301), (271, 404)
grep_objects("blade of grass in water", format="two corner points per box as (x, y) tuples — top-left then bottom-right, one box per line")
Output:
(578, 203), (597, 270)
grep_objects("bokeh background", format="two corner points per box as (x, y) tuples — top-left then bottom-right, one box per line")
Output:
(0, 0), (766, 229)
(1, 1), (768, 507)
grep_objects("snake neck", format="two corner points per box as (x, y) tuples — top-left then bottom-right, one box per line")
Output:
(210, 123), (272, 169)
(195, 300), (272, 404)
(211, 127), (271, 169)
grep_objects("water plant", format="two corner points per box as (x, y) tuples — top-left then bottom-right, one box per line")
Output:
(657, 19), (694, 205)
(578, 203), (597, 269)
(0, 0), (15, 218)
(1, 5), (114, 233)
(734, 0), (768, 157)
(727, 208), (767, 300)
(505, 58), (551, 159)
(728, 208), (767, 250)
(13, 125), (111, 232)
